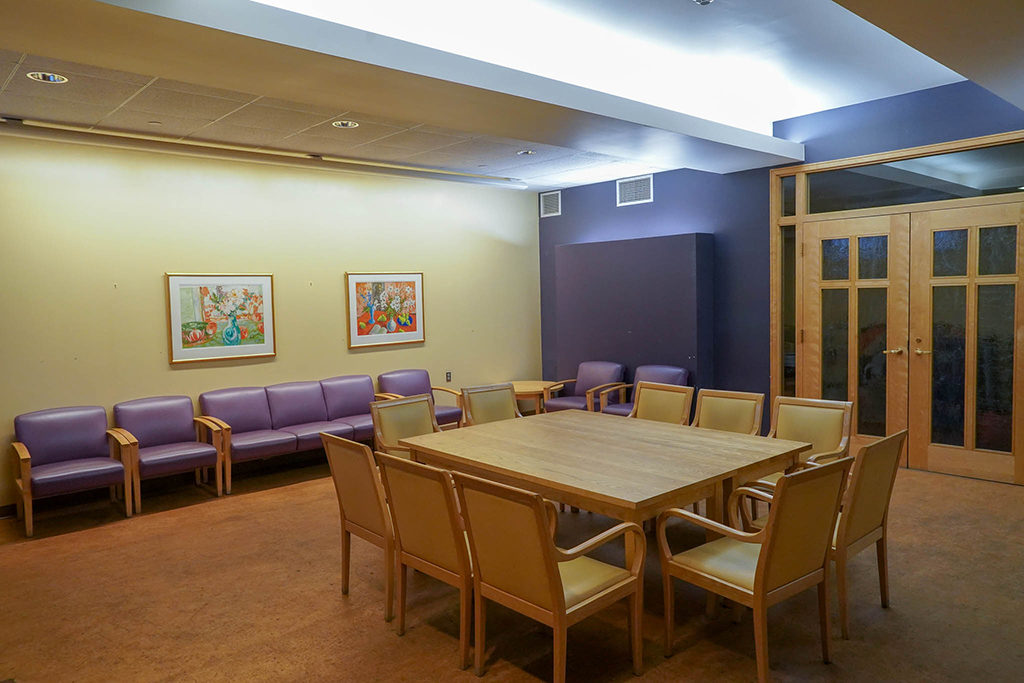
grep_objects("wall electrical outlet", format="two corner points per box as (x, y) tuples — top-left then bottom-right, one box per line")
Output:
(445, 371), (452, 382)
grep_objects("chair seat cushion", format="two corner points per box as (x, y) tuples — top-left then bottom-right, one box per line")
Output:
(229, 430), (297, 462)
(544, 396), (589, 412)
(602, 402), (633, 417)
(434, 405), (462, 426)
(558, 555), (631, 608)
(280, 421), (354, 451)
(30, 457), (125, 499)
(670, 537), (760, 592)
(332, 414), (374, 442)
(138, 442), (218, 479)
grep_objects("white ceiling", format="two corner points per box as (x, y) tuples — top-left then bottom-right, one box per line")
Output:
(0, 0), (1006, 190)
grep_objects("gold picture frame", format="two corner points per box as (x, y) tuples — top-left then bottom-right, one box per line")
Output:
(345, 272), (424, 349)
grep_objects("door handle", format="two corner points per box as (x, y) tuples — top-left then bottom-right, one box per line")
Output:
(882, 347), (904, 355)
(914, 348), (932, 355)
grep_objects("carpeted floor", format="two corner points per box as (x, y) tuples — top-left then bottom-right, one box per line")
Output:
(1, 456), (1022, 682)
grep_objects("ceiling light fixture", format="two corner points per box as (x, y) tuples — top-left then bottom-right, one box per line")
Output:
(26, 71), (68, 84)
(693, 0), (714, 5)
(516, 149), (536, 156)
(332, 120), (359, 128)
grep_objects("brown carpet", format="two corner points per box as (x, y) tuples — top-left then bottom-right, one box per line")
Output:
(1, 458), (1022, 682)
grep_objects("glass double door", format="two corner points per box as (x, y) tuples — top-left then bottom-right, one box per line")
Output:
(800, 203), (1023, 483)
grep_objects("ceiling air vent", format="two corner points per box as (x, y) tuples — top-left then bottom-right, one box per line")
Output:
(539, 190), (561, 217)
(616, 174), (653, 207)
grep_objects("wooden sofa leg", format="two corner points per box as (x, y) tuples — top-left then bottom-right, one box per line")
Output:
(133, 465), (142, 514)
(225, 459), (233, 495)
(23, 494), (33, 537)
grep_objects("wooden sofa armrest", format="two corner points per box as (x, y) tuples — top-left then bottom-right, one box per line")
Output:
(543, 379), (576, 401)
(194, 417), (226, 460)
(598, 383), (631, 411)
(374, 392), (402, 400)
(585, 381), (627, 411)
(657, 507), (764, 562)
(11, 441), (31, 483)
(431, 385), (463, 407)
(198, 415), (231, 432)
(556, 521), (646, 575)
(106, 428), (138, 464)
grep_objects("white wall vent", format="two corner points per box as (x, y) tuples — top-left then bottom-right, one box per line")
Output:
(616, 174), (654, 207)
(539, 190), (561, 217)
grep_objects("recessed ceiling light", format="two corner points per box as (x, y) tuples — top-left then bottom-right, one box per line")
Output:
(26, 71), (68, 84)
(147, 121), (162, 126)
(332, 120), (359, 128)
(516, 149), (536, 156)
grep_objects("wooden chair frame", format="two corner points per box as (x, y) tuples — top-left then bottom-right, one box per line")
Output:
(766, 395), (853, 464)
(692, 388), (766, 434)
(543, 378), (626, 412)
(369, 394), (441, 457)
(627, 381), (696, 425)
(376, 453), (474, 668)
(321, 433), (395, 622)
(658, 457), (853, 683)
(460, 383), (523, 426)
(379, 381), (463, 428)
(452, 472), (645, 683)
(12, 429), (134, 537)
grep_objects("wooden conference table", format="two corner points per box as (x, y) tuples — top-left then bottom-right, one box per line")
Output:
(399, 410), (810, 540)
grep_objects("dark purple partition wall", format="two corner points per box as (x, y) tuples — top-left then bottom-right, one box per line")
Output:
(554, 233), (714, 386)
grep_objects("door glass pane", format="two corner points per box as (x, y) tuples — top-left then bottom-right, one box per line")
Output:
(858, 235), (888, 279)
(976, 284), (1015, 452)
(933, 229), (968, 276)
(858, 288), (887, 435)
(781, 175), (796, 217)
(822, 288), (849, 401)
(822, 239), (850, 280)
(932, 286), (966, 446)
(781, 226), (796, 396)
(978, 225), (1016, 275)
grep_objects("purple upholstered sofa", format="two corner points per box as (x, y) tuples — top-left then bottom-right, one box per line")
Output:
(321, 374), (378, 442)
(377, 369), (462, 427)
(114, 395), (223, 511)
(601, 365), (690, 416)
(12, 405), (133, 536)
(543, 361), (625, 412)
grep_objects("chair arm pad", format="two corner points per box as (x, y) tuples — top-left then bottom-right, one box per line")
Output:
(598, 383), (631, 411)
(556, 521), (646, 573)
(807, 448), (845, 464)
(198, 415), (232, 432)
(431, 386), (461, 397)
(728, 486), (776, 530)
(107, 428), (138, 447)
(12, 441), (30, 464)
(193, 416), (223, 433)
(374, 392), (402, 400)
(657, 507), (764, 548)
(543, 379), (575, 400)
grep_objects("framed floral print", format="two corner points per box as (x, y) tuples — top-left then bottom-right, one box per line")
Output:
(345, 272), (424, 348)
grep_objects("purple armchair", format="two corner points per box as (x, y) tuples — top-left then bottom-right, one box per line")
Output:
(600, 365), (690, 416)
(377, 369), (462, 427)
(12, 405), (133, 536)
(113, 395), (223, 512)
(543, 361), (625, 412)
(199, 387), (298, 494)
(321, 374), (393, 442)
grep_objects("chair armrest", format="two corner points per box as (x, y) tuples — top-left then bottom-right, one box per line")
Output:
(544, 499), (559, 539)
(11, 441), (31, 481)
(657, 508), (763, 561)
(106, 428), (138, 464)
(598, 383), (631, 411)
(199, 415), (231, 432)
(807, 447), (846, 464)
(555, 521), (646, 575)
(194, 417), (225, 457)
(728, 486), (775, 530)
(375, 392), (402, 400)
(431, 386), (462, 408)
(543, 379), (575, 401)
(193, 416), (222, 434)
(749, 461), (820, 491)
(584, 381), (626, 411)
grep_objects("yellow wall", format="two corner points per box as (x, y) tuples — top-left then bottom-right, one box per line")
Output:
(0, 135), (541, 506)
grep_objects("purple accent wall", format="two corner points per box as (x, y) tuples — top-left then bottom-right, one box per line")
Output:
(541, 81), (1024, 403)
(554, 233), (713, 386)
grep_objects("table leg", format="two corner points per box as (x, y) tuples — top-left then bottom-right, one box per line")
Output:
(535, 394), (543, 415)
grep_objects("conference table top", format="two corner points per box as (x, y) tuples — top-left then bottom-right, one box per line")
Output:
(400, 409), (810, 523)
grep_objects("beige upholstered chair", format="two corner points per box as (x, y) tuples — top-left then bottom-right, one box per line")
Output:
(692, 389), (765, 435)
(832, 429), (907, 638)
(461, 383), (523, 426)
(370, 394), (441, 458)
(452, 472), (645, 683)
(753, 396), (853, 488)
(629, 381), (695, 425)
(658, 457), (853, 683)
(320, 433), (395, 622)
(376, 454), (473, 668)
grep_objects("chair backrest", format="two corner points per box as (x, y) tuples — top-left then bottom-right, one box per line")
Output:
(321, 374), (376, 420)
(771, 396), (852, 460)
(574, 361), (624, 396)
(370, 394), (440, 452)
(14, 405), (109, 466)
(378, 369), (432, 397)
(265, 381), (328, 429)
(631, 382), (695, 425)
(461, 383), (522, 426)
(757, 457), (853, 593)
(198, 387), (272, 433)
(320, 433), (389, 538)
(633, 364), (688, 388)
(837, 430), (908, 547)
(453, 472), (562, 612)
(114, 395), (196, 448)
(377, 454), (470, 577)
(692, 389), (764, 434)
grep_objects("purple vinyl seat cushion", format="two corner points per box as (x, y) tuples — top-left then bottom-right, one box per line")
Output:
(137, 442), (218, 478)
(332, 414), (374, 442)
(228, 430), (297, 462)
(30, 458), (125, 499)
(280, 421), (354, 451)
